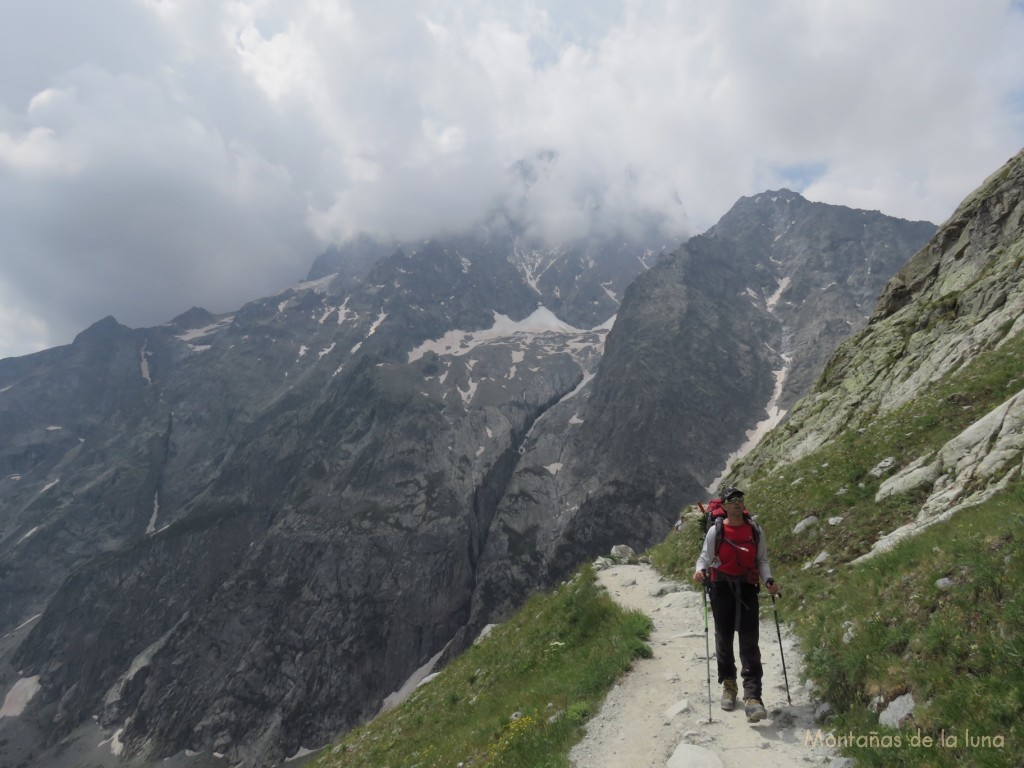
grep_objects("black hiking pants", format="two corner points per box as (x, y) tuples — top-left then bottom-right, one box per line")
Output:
(710, 579), (762, 699)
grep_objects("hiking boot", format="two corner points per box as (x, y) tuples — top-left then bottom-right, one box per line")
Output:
(720, 679), (738, 711)
(745, 697), (767, 722)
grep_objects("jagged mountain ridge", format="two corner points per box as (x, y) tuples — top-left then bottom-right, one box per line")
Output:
(304, 229), (665, 330)
(734, 148), (1024, 538)
(0, 196), (932, 766)
(704, 190), (937, 412)
(462, 191), (934, 633)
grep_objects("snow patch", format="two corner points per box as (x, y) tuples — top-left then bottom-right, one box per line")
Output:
(0, 676), (41, 718)
(367, 309), (388, 337)
(1, 613), (41, 641)
(102, 727), (126, 756)
(40, 478), (60, 494)
(104, 625), (179, 708)
(322, 298), (355, 326)
(286, 746), (323, 762)
(545, 462), (563, 475)
(562, 370), (596, 403)
(512, 239), (562, 294)
(517, 370), (595, 447)
(295, 274), (336, 294)
(45, 425), (62, 431)
(459, 378), (479, 405)
(146, 492), (160, 534)
(175, 317), (232, 343)
(766, 277), (790, 311)
(380, 645), (449, 712)
(140, 342), (152, 383)
(18, 525), (41, 544)
(408, 307), (584, 363)
(709, 356), (791, 492)
(318, 342), (336, 359)
(350, 310), (388, 355)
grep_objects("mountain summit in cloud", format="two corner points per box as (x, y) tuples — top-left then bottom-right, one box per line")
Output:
(2, 2), (1023, 359)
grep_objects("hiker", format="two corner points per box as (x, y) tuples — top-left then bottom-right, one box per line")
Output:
(692, 487), (779, 722)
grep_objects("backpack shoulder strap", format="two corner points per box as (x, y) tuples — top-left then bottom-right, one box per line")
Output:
(713, 517), (725, 554)
(745, 513), (761, 546)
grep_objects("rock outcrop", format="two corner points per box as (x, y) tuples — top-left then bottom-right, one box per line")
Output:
(735, 148), (1024, 548)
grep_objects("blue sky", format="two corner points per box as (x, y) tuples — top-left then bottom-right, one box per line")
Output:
(2, 0), (1024, 359)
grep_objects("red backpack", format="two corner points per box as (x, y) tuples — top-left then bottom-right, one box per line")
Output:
(700, 499), (761, 578)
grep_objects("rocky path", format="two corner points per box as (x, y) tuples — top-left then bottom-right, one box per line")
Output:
(569, 562), (837, 768)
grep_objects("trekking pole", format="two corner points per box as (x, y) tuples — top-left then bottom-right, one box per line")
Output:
(769, 588), (792, 706)
(701, 571), (713, 723)
(696, 502), (713, 723)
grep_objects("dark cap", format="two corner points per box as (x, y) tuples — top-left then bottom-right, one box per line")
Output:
(720, 487), (744, 502)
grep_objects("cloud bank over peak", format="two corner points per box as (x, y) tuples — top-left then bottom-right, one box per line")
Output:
(2, 0), (1023, 359)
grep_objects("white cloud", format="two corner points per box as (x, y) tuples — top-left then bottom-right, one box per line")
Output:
(0, 280), (52, 360)
(0, 126), (77, 174)
(1, 0), (1023, 359)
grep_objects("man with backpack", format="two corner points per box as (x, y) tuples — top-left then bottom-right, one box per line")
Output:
(692, 487), (779, 722)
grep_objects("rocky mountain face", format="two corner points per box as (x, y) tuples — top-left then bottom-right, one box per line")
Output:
(465, 193), (935, 632)
(0, 200), (931, 766)
(733, 148), (1024, 551)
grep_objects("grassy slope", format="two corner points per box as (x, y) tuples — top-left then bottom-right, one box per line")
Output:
(652, 330), (1024, 766)
(311, 564), (652, 768)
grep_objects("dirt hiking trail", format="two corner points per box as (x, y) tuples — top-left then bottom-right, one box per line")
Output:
(569, 562), (839, 768)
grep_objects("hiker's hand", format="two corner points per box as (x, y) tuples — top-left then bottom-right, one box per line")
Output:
(766, 578), (780, 596)
(692, 570), (707, 584)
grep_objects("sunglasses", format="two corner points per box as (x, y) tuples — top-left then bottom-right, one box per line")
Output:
(723, 496), (744, 503)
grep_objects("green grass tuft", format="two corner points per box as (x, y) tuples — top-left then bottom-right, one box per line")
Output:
(793, 490), (1024, 767)
(312, 564), (652, 768)
(648, 513), (705, 581)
